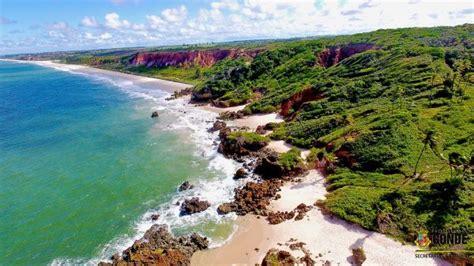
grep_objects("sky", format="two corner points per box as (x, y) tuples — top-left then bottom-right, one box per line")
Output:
(0, 0), (472, 55)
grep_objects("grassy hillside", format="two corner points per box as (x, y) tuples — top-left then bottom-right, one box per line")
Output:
(192, 24), (474, 247)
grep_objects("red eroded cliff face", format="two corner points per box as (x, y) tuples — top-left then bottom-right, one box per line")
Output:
(318, 43), (378, 68)
(129, 49), (263, 68)
(280, 87), (324, 116)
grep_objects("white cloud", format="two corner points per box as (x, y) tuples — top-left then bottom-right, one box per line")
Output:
(146, 15), (166, 29)
(161, 5), (187, 23)
(81, 16), (98, 27)
(4, 0), (474, 54)
(105, 13), (131, 29)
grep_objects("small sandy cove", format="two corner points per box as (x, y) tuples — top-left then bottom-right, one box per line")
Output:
(9, 60), (447, 265)
(192, 108), (448, 265)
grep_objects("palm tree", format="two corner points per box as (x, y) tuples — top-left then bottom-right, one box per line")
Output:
(413, 129), (437, 177)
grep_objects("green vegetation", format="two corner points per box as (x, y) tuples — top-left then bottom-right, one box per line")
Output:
(278, 148), (304, 172)
(193, 24), (474, 247)
(227, 131), (270, 143)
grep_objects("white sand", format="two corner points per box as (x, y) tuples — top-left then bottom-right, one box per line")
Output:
(200, 103), (247, 114)
(192, 170), (449, 265)
(3, 59), (192, 93)
(228, 113), (284, 130)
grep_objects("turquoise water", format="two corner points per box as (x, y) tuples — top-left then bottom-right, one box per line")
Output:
(0, 61), (238, 265)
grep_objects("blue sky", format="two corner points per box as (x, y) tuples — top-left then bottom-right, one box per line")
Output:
(0, 0), (473, 54)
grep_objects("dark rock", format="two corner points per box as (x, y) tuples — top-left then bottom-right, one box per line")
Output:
(217, 202), (237, 215)
(261, 248), (297, 266)
(231, 180), (282, 215)
(254, 151), (283, 179)
(233, 168), (247, 179)
(279, 203), (312, 221)
(352, 247), (367, 266)
(299, 254), (316, 266)
(289, 242), (306, 250)
(100, 224), (208, 265)
(208, 121), (227, 132)
(180, 197), (211, 215)
(266, 211), (295, 224)
(255, 125), (267, 135)
(218, 131), (268, 160)
(150, 214), (160, 221)
(178, 181), (194, 192)
(151, 111), (159, 118)
(218, 110), (245, 120)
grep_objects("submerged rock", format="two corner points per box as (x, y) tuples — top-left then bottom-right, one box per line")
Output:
(180, 197), (211, 215)
(233, 168), (247, 179)
(208, 121), (227, 132)
(151, 111), (159, 118)
(150, 214), (160, 221)
(178, 181), (194, 192)
(99, 224), (208, 265)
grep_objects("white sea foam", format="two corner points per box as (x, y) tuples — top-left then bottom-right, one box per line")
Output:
(45, 63), (243, 265)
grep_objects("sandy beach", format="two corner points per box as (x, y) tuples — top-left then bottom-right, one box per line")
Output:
(192, 170), (449, 265)
(1, 59), (192, 93)
(7, 59), (449, 265)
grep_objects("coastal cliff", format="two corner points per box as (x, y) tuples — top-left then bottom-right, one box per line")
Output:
(317, 43), (378, 68)
(129, 48), (263, 68)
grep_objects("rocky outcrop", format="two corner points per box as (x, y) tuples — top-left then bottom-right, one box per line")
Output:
(99, 224), (208, 265)
(233, 168), (247, 179)
(280, 87), (323, 116)
(218, 110), (246, 120)
(266, 203), (312, 224)
(129, 48), (263, 68)
(294, 203), (312, 221)
(217, 180), (282, 216)
(208, 121), (227, 132)
(267, 210), (296, 224)
(352, 247), (367, 266)
(180, 197), (210, 215)
(254, 150), (284, 179)
(165, 87), (193, 101)
(178, 181), (194, 192)
(261, 248), (297, 266)
(218, 130), (269, 160)
(318, 43), (378, 68)
(151, 111), (159, 118)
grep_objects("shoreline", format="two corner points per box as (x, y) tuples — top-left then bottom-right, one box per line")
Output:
(0, 59), (192, 94)
(5, 59), (448, 265)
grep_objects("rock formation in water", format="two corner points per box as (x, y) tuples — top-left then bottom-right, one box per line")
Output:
(98, 224), (208, 265)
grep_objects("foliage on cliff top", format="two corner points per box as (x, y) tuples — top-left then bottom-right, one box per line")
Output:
(227, 131), (270, 143)
(195, 24), (474, 247)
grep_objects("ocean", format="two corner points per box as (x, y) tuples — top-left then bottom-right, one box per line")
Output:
(0, 61), (240, 265)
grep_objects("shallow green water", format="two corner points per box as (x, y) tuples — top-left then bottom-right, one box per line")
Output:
(0, 61), (237, 265)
